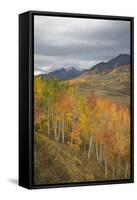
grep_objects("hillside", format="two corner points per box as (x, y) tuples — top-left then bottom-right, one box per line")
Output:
(34, 70), (130, 185)
(83, 54), (130, 75)
(67, 64), (130, 106)
(34, 133), (109, 185)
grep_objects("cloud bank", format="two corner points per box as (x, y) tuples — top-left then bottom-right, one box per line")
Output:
(34, 15), (130, 74)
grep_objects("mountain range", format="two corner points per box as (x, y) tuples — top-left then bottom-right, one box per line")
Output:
(40, 67), (82, 80)
(39, 54), (130, 80)
(83, 54), (130, 75)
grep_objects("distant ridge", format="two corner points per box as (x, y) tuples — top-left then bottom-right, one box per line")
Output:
(84, 54), (130, 75)
(37, 54), (130, 80)
(40, 67), (83, 80)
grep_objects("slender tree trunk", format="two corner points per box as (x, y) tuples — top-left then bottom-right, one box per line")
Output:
(88, 135), (93, 161)
(72, 111), (75, 130)
(113, 165), (115, 179)
(47, 107), (50, 136)
(96, 143), (99, 162)
(98, 145), (100, 163)
(102, 148), (105, 162)
(125, 161), (129, 178)
(117, 155), (121, 177)
(57, 120), (61, 141)
(62, 114), (65, 143)
(98, 145), (102, 165)
(54, 114), (57, 140)
(105, 159), (108, 178)
(83, 139), (87, 157)
(91, 142), (94, 153)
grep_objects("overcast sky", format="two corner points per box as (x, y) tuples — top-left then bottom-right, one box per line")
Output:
(34, 15), (130, 75)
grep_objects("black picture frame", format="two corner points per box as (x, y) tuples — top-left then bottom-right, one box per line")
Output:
(19, 10), (134, 189)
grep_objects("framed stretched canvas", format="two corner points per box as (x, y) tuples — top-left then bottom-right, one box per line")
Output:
(19, 11), (134, 189)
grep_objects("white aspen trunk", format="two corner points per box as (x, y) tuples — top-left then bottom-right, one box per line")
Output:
(83, 139), (86, 156)
(100, 146), (103, 165)
(54, 114), (57, 140)
(98, 145), (100, 163)
(113, 166), (115, 179)
(62, 114), (65, 143)
(47, 107), (50, 136)
(57, 120), (61, 141)
(125, 161), (129, 178)
(91, 142), (94, 153)
(72, 111), (75, 130)
(88, 135), (93, 161)
(117, 155), (121, 177)
(103, 148), (105, 164)
(96, 143), (99, 163)
(105, 159), (108, 178)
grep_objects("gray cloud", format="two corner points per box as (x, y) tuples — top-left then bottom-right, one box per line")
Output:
(34, 16), (130, 74)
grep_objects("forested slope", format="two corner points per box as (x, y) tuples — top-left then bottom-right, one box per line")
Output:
(34, 76), (130, 185)
(34, 134), (96, 185)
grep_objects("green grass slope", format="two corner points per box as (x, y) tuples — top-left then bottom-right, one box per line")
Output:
(34, 133), (107, 185)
